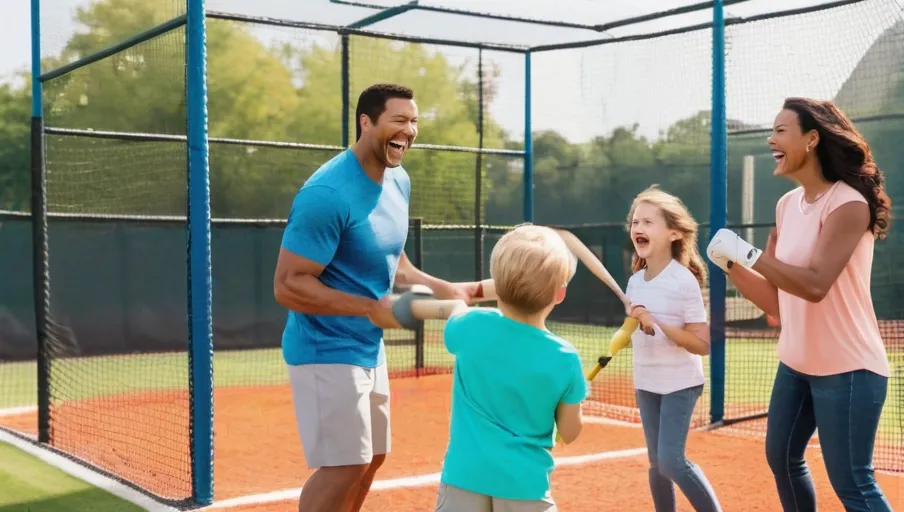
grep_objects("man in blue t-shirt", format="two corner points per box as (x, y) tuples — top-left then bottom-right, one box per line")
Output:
(435, 224), (588, 511)
(273, 84), (479, 512)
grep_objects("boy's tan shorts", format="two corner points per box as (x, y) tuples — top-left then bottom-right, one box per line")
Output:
(287, 362), (390, 469)
(435, 482), (557, 512)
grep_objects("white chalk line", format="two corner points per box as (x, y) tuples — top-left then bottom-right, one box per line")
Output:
(0, 428), (178, 512)
(203, 446), (649, 510)
(1, 403), (898, 510)
(0, 405), (37, 417)
(583, 416), (643, 428)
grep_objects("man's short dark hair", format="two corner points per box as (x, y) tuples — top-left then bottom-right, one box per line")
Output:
(355, 83), (414, 141)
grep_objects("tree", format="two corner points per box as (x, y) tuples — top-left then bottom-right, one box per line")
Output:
(277, 36), (506, 223)
(35, 0), (307, 217)
(0, 78), (31, 211)
(29, 0), (517, 221)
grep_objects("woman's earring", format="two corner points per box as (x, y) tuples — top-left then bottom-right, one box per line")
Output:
(806, 145), (810, 153)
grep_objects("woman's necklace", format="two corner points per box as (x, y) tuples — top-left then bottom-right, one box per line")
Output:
(798, 182), (836, 215)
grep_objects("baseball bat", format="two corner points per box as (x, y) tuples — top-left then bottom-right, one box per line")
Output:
(388, 285), (470, 329)
(470, 229), (627, 306)
(408, 298), (469, 321)
(552, 228), (631, 311)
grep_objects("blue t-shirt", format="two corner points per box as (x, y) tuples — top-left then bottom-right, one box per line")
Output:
(440, 309), (588, 500)
(280, 149), (411, 368)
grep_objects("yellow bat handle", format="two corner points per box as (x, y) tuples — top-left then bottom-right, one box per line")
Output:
(608, 317), (639, 357)
(585, 364), (603, 382)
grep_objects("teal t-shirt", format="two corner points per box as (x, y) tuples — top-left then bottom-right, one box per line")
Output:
(439, 308), (588, 500)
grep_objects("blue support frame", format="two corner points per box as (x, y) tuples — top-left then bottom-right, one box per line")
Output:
(709, 0), (727, 424)
(345, 1), (418, 29)
(30, 0), (41, 119)
(185, 0), (214, 504)
(523, 51), (534, 223)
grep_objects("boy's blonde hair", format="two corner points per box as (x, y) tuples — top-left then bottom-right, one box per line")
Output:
(490, 223), (575, 314)
(626, 185), (708, 286)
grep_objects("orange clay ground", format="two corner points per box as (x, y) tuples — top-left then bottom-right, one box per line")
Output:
(2, 374), (901, 511)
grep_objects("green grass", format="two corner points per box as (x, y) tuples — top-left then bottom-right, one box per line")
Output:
(1, 321), (902, 435)
(0, 441), (145, 512)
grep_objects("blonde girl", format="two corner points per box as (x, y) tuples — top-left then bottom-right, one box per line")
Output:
(625, 185), (722, 512)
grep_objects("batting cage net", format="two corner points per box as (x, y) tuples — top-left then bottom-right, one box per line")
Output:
(2, 0), (903, 507)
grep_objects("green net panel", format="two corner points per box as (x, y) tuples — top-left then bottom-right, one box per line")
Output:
(724, 0), (904, 471)
(530, 24), (714, 427)
(38, 17), (193, 499)
(6, 1), (904, 505)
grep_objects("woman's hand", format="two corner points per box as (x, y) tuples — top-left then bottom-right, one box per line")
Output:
(628, 304), (656, 336)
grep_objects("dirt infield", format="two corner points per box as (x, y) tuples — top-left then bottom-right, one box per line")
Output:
(1, 374), (901, 510)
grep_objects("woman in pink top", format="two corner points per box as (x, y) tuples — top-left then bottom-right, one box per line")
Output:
(706, 97), (892, 511)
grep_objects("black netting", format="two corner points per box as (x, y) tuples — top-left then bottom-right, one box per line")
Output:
(9, 0), (904, 503)
(24, 16), (193, 501)
(529, 25), (713, 427)
(725, 0), (904, 471)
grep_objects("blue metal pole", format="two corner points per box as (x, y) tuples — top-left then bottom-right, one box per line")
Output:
(30, 0), (41, 119)
(186, 0), (213, 504)
(523, 51), (534, 223)
(345, 1), (418, 29)
(30, 0), (51, 445)
(709, 0), (727, 425)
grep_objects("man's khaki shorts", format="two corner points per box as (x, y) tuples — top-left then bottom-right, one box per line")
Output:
(287, 362), (390, 469)
(435, 483), (558, 512)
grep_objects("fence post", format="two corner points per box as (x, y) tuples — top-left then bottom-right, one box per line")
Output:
(412, 218), (425, 374)
(341, 33), (350, 147)
(30, 0), (51, 446)
(186, 0), (214, 503)
(523, 51), (533, 223)
(475, 49), (485, 280)
(709, 0), (727, 425)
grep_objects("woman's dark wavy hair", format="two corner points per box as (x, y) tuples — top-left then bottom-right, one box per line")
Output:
(783, 97), (891, 240)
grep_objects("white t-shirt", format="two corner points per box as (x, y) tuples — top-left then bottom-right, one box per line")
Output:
(625, 259), (708, 395)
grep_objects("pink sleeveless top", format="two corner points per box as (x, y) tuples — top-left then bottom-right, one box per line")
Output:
(774, 181), (890, 377)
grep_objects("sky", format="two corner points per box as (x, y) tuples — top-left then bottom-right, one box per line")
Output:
(1, 0), (900, 142)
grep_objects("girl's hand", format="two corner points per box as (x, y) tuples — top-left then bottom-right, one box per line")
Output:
(628, 304), (656, 336)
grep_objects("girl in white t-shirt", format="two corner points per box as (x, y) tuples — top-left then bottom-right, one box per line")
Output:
(624, 185), (722, 512)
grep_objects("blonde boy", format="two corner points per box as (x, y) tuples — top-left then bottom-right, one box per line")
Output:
(434, 224), (587, 512)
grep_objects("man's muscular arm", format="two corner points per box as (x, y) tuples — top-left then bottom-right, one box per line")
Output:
(273, 249), (379, 316)
(273, 185), (386, 319)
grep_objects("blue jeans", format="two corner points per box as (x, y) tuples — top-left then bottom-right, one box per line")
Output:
(636, 385), (722, 512)
(765, 362), (891, 511)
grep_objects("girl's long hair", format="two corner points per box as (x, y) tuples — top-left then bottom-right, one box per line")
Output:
(627, 185), (707, 286)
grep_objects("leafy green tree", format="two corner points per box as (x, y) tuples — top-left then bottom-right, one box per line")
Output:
(29, 0), (514, 222)
(0, 78), (31, 211)
(278, 36), (506, 223)
(33, 0), (306, 217)
(7, 0), (901, 231)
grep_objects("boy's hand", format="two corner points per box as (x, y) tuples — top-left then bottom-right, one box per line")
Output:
(628, 304), (656, 336)
(430, 280), (479, 304)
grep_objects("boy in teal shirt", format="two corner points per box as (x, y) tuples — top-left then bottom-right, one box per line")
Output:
(435, 224), (587, 511)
